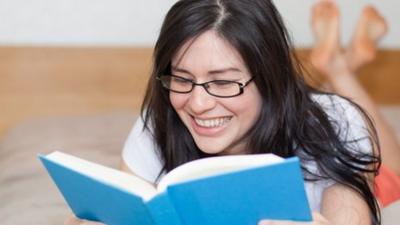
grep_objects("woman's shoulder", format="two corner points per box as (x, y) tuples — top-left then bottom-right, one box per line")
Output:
(311, 93), (353, 112)
(309, 93), (372, 153)
(122, 116), (163, 183)
(310, 93), (363, 125)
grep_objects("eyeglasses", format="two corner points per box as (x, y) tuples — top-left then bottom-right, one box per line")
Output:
(157, 74), (254, 98)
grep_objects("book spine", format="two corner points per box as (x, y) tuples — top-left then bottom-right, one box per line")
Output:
(146, 192), (183, 225)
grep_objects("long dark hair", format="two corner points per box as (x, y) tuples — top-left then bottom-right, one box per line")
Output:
(141, 0), (380, 223)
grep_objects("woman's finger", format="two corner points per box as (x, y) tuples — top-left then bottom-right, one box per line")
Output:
(63, 215), (106, 225)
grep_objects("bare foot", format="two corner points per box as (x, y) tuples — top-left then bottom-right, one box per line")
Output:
(310, 0), (344, 76)
(346, 5), (388, 72)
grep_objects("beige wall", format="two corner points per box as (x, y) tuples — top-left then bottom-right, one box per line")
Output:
(0, 0), (399, 48)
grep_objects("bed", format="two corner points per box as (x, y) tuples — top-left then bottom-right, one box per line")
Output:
(0, 47), (399, 224)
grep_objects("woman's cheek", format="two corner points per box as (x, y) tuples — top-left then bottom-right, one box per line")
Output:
(170, 93), (186, 110)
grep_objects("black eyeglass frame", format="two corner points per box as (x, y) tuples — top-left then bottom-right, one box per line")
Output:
(156, 74), (254, 98)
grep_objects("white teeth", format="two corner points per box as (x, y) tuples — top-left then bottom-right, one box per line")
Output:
(194, 117), (231, 128)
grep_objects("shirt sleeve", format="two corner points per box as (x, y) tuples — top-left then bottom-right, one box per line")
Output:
(322, 95), (373, 157)
(302, 94), (374, 212)
(122, 116), (163, 183)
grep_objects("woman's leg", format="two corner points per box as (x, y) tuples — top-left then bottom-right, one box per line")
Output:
(310, 2), (400, 176)
(346, 5), (388, 72)
(310, 0), (342, 77)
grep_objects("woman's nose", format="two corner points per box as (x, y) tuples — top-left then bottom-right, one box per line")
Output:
(187, 85), (216, 114)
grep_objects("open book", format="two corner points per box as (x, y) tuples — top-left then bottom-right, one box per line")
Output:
(39, 151), (311, 225)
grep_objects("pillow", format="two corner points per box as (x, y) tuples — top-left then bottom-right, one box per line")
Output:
(0, 112), (137, 225)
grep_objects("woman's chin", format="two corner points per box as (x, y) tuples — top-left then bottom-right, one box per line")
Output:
(195, 141), (227, 155)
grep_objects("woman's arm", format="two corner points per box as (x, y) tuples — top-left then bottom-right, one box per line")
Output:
(321, 183), (371, 224)
(120, 157), (135, 174)
(258, 183), (371, 225)
(63, 215), (105, 225)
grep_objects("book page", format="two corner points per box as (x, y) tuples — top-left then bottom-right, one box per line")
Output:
(157, 153), (283, 192)
(47, 151), (158, 201)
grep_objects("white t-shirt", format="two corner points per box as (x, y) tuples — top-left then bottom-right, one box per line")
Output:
(122, 94), (372, 212)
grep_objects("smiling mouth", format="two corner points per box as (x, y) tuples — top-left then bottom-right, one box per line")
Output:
(194, 116), (232, 128)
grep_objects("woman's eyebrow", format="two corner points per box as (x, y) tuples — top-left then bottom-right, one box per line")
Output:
(171, 66), (242, 75)
(208, 67), (242, 75)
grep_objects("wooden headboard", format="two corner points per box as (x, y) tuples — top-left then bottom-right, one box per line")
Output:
(1, 47), (399, 136)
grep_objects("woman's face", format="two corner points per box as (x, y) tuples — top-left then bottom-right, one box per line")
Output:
(170, 30), (263, 155)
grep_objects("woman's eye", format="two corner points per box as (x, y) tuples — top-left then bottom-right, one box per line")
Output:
(212, 80), (235, 86)
(172, 77), (192, 84)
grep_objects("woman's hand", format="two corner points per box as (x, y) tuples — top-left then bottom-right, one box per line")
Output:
(258, 212), (331, 225)
(63, 215), (106, 225)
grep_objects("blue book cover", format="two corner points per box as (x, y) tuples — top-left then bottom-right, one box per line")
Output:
(39, 151), (311, 225)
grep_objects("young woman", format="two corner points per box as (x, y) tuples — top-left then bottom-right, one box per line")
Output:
(66, 0), (381, 224)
